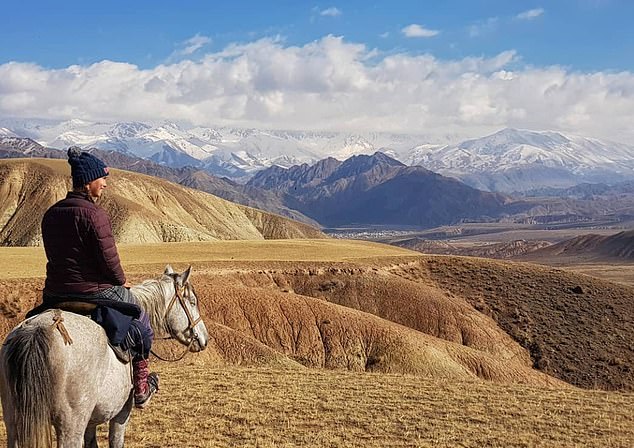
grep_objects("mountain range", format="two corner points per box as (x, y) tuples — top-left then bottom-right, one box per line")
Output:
(248, 152), (511, 227)
(3, 135), (634, 229)
(407, 128), (634, 192)
(3, 118), (634, 192)
(0, 138), (319, 227)
(1, 137), (516, 228)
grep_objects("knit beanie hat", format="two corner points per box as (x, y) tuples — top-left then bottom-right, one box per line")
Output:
(67, 146), (109, 188)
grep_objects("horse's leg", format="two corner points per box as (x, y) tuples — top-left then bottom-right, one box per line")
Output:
(84, 424), (98, 448)
(56, 430), (86, 448)
(55, 419), (90, 448)
(108, 396), (133, 448)
(56, 432), (85, 448)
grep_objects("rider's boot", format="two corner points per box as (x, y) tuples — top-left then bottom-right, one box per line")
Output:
(132, 358), (160, 409)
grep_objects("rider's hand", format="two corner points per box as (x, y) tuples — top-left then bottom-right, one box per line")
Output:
(123, 281), (132, 289)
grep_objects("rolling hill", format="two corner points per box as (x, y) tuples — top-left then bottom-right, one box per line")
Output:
(0, 158), (324, 246)
(0, 137), (319, 226)
(2, 240), (632, 391)
(521, 229), (634, 262)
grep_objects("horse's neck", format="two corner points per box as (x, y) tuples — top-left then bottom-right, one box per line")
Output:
(130, 279), (172, 335)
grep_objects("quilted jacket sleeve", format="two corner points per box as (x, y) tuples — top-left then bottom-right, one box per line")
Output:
(88, 207), (126, 285)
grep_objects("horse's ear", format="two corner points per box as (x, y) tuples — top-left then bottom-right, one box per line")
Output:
(180, 265), (192, 285)
(164, 264), (175, 275)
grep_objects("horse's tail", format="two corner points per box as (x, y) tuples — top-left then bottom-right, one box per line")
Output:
(2, 321), (54, 447)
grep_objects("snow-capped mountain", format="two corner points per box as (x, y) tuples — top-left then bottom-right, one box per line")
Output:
(0, 136), (44, 154)
(2, 118), (634, 192)
(407, 128), (634, 192)
(0, 118), (430, 180)
(149, 144), (203, 168)
(106, 121), (152, 139)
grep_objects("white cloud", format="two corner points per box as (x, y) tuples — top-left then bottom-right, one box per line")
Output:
(402, 24), (440, 38)
(1, 36), (634, 143)
(320, 7), (342, 17)
(516, 8), (545, 20)
(167, 34), (212, 62)
(181, 34), (212, 55)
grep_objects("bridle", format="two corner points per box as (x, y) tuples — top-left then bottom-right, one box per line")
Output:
(150, 280), (202, 362)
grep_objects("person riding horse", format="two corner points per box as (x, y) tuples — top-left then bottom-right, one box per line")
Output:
(30, 146), (159, 409)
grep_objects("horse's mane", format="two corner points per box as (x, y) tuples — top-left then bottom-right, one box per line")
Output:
(130, 277), (173, 336)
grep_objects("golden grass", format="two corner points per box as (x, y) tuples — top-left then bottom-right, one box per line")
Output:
(2, 364), (632, 447)
(0, 239), (418, 279)
(557, 263), (634, 288)
(1, 157), (70, 175)
(120, 239), (417, 263)
(0, 247), (47, 278)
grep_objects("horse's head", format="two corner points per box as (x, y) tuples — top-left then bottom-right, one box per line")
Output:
(162, 264), (209, 352)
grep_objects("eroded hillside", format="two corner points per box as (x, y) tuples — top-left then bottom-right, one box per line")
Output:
(1, 240), (633, 390)
(523, 230), (634, 261)
(0, 159), (324, 246)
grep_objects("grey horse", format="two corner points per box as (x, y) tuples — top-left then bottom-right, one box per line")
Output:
(0, 265), (209, 448)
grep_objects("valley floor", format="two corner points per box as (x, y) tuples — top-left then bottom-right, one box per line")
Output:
(2, 364), (632, 447)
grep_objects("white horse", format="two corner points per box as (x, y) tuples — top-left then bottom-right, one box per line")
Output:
(0, 265), (209, 448)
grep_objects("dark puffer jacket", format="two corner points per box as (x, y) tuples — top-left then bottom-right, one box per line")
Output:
(42, 191), (126, 294)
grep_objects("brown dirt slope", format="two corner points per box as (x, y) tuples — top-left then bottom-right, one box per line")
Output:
(395, 237), (551, 259)
(230, 267), (530, 363)
(0, 272), (561, 388)
(201, 256), (634, 391)
(1, 240), (632, 390)
(199, 273), (565, 386)
(522, 229), (634, 261)
(0, 158), (324, 246)
(389, 256), (634, 390)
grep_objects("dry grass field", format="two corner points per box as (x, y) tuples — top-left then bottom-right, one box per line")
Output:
(1, 364), (633, 447)
(560, 262), (634, 287)
(112, 365), (634, 448)
(0, 239), (414, 279)
(1, 239), (634, 446)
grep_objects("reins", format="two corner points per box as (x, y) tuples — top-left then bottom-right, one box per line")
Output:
(150, 339), (194, 362)
(149, 284), (201, 363)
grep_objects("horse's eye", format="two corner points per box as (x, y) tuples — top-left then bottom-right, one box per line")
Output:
(187, 285), (198, 306)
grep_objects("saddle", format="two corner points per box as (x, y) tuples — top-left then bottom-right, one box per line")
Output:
(51, 301), (132, 364)
(55, 301), (98, 315)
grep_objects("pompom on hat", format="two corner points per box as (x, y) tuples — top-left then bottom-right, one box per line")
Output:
(67, 146), (109, 188)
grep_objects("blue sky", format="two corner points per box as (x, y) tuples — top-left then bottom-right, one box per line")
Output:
(1, 1), (634, 142)
(3, 0), (632, 71)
